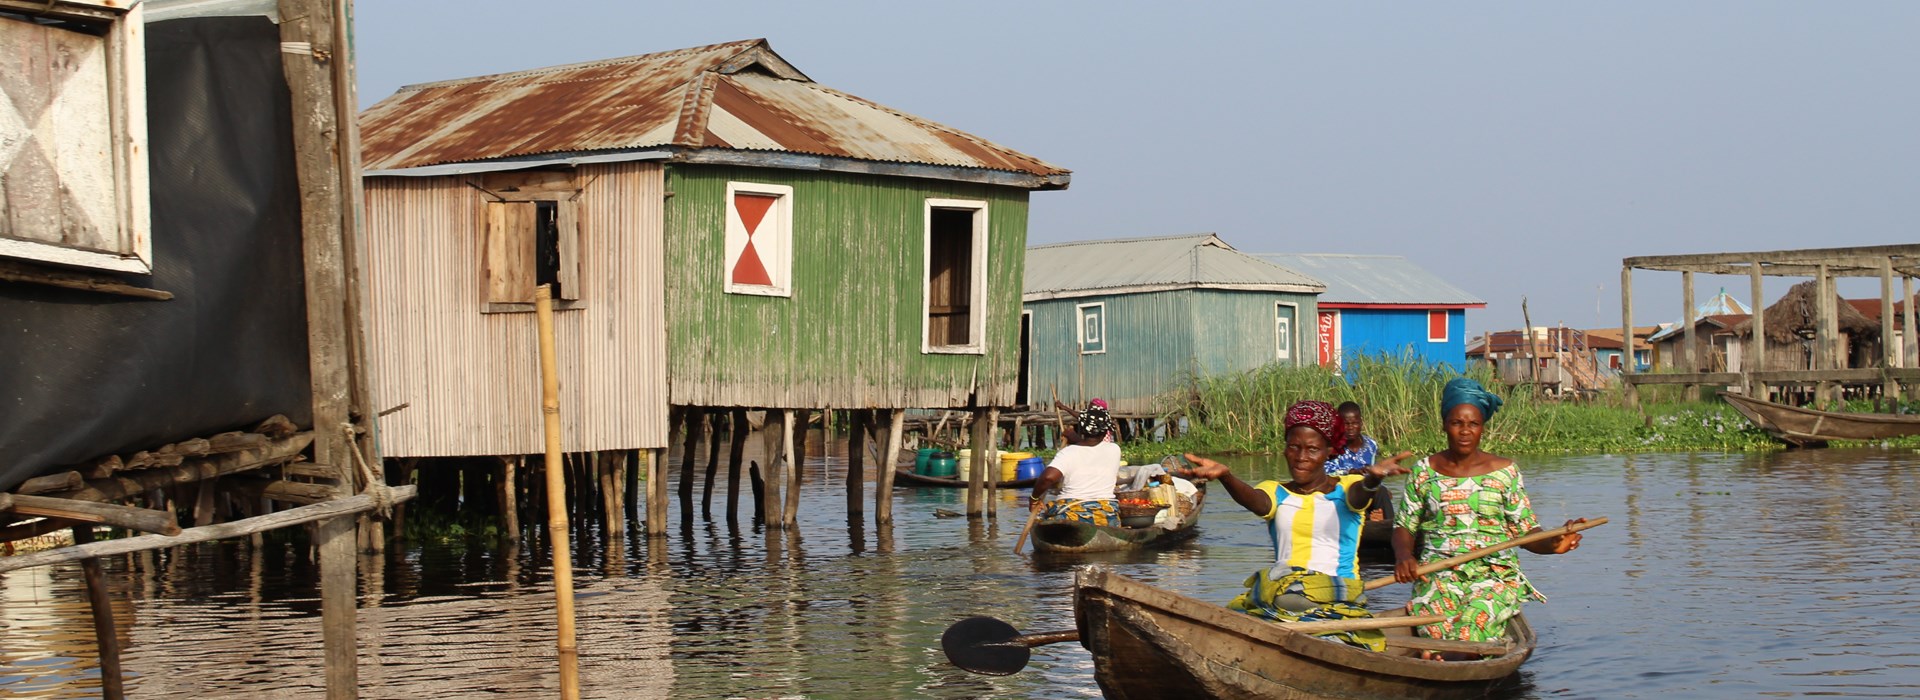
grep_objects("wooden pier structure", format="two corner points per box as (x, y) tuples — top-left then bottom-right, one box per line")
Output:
(1621, 244), (1920, 405)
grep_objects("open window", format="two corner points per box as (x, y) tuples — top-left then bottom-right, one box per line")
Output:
(1077, 302), (1106, 354)
(923, 198), (988, 353)
(480, 170), (579, 311)
(0, 1), (150, 274)
(724, 181), (792, 296)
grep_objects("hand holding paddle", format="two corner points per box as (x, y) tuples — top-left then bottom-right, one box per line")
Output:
(1378, 516), (1607, 589)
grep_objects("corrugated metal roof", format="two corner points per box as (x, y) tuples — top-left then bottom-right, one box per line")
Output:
(360, 39), (1068, 185)
(1254, 253), (1484, 306)
(1646, 290), (1753, 342)
(1024, 234), (1325, 301)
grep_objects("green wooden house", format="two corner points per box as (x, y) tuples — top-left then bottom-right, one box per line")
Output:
(1022, 234), (1324, 414)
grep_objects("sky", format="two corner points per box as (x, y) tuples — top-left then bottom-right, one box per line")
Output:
(354, 2), (1920, 335)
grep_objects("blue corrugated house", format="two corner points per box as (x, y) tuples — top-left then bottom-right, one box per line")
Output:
(1257, 253), (1485, 370)
(1022, 234), (1325, 414)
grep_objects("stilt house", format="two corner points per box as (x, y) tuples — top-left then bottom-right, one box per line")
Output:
(359, 39), (1068, 525)
(1021, 234), (1324, 414)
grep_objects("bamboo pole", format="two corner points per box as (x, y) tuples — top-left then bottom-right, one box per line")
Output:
(73, 525), (125, 699)
(533, 285), (581, 700)
(877, 409), (904, 525)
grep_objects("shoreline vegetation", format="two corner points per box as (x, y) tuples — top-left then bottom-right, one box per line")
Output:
(1111, 353), (1920, 462)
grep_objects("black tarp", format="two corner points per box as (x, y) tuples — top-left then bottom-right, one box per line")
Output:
(0, 15), (312, 490)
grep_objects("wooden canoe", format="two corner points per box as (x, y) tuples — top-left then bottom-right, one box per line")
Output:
(1074, 568), (1534, 700)
(891, 468), (1035, 490)
(1031, 484), (1207, 554)
(1721, 391), (1920, 446)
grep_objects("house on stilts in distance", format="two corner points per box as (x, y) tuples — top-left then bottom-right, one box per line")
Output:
(358, 39), (1069, 529)
(1021, 234), (1324, 420)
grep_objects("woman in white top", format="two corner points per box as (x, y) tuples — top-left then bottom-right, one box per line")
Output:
(1028, 406), (1123, 526)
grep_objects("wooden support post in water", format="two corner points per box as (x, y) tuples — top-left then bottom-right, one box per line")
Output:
(727, 410), (747, 521)
(847, 409), (866, 516)
(762, 410), (787, 526)
(70, 525), (126, 699)
(781, 410), (799, 528)
(1883, 257), (1899, 401)
(601, 451), (626, 538)
(966, 407), (990, 519)
(791, 409), (811, 488)
(877, 409), (904, 525)
(498, 456), (520, 540)
(701, 413), (722, 519)
(1907, 276), (1918, 400)
(1621, 265), (1638, 408)
(983, 407), (1001, 520)
(1750, 261), (1767, 399)
(678, 407), (704, 522)
(1817, 263), (1834, 404)
(534, 286), (581, 699)
(646, 448), (668, 536)
(1682, 271), (1697, 401)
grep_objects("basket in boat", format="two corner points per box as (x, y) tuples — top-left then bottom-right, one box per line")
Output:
(1116, 502), (1167, 528)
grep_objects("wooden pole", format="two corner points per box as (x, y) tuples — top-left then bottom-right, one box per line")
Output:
(1883, 257), (1899, 401)
(600, 451), (625, 537)
(533, 285), (581, 700)
(1621, 265), (1638, 407)
(1750, 261), (1767, 398)
(781, 410), (799, 528)
(1907, 276), (1918, 400)
(877, 409), (904, 525)
(646, 447), (668, 536)
(1682, 271), (1697, 401)
(72, 525), (125, 699)
(1520, 297), (1540, 395)
(847, 409), (866, 516)
(985, 407), (1001, 520)
(701, 412), (722, 519)
(966, 407), (990, 518)
(0, 494), (179, 536)
(678, 407), (703, 520)
(762, 410), (786, 526)
(727, 410), (747, 521)
(1817, 263), (1833, 403)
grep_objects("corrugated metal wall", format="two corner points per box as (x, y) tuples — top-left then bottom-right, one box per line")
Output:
(1023, 289), (1317, 414)
(663, 165), (1029, 409)
(1335, 308), (1467, 369)
(363, 162), (669, 457)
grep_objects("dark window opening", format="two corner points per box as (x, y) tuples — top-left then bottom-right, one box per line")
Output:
(927, 208), (974, 346)
(534, 200), (562, 300)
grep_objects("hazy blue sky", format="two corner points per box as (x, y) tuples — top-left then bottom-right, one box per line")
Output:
(355, 2), (1920, 334)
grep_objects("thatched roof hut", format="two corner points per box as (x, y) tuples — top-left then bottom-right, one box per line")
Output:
(1733, 281), (1880, 342)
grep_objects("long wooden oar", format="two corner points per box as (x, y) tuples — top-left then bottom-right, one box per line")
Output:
(1362, 516), (1607, 591)
(942, 613), (1451, 676)
(1012, 507), (1040, 553)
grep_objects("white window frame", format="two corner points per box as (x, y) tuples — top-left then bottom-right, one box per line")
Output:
(723, 181), (793, 297)
(1427, 309), (1449, 343)
(0, 2), (150, 274)
(1076, 302), (1107, 355)
(1275, 301), (1297, 363)
(921, 198), (989, 354)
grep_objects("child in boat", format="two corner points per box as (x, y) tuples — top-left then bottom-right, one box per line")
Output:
(1174, 400), (1411, 651)
(1323, 401), (1393, 526)
(1028, 406), (1123, 526)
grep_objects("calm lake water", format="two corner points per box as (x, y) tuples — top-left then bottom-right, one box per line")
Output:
(3, 441), (1919, 698)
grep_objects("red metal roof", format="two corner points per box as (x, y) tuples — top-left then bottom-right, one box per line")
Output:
(360, 39), (1067, 182)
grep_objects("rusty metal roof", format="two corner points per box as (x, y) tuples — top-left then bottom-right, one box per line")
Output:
(360, 39), (1068, 186)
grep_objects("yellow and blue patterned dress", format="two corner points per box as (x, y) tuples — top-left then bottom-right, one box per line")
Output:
(1393, 458), (1543, 642)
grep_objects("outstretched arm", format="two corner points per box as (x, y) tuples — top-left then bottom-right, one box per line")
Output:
(1172, 453), (1272, 517)
(1345, 450), (1414, 511)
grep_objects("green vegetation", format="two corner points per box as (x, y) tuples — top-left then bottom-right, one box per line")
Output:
(1120, 352), (1799, 458)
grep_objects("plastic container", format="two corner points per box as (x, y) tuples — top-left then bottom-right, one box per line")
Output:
(1015, 456), (1046, 481)
(999, 452), (1033, 481)
(914, 447), (938, 474)
(927, 455), (958, 478)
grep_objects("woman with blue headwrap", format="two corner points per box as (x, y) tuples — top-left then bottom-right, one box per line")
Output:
(1390, 378), (1586, 652)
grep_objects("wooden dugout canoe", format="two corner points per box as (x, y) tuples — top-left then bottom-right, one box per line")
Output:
(1031, 485), (1207, 554)
(1074, 568), (1534, 700)
(1720, 391), (1920, 446)
(891, 467), (1035, 490)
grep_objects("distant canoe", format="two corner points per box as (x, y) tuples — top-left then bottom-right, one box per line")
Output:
(1721, 391), (1920, 446)
(892, 468), (1035, 490)
(1031, 484), (1207, 554)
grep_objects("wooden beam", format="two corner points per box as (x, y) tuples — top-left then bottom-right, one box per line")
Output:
(1622, 372), (1745, 386)
(42, 434), (313, 503)
(0, 259), (172, 300)
(0, 493), (180, 536)
(14, 471), (83, 494)
(1625, 244), (1920, 269)
(72, 526), (127, 699)
(226, 477), (338, 506)
(0, 486), (415, 574)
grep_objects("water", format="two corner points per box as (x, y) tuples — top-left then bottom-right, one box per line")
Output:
(4, 444), (1920, 698)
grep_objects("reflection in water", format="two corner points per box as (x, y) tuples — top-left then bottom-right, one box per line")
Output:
(2, 444), (1919, 698)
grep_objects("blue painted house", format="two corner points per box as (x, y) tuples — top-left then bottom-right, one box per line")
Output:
(1022, 234), (1325, 414)
(1257, 253), (1484, 370)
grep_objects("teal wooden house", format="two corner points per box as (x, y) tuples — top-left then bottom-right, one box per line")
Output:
(1021, 234), (1325, 414)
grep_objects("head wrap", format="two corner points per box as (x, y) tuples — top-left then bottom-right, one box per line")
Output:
(1075, 405), (1113, 441)
(1441, 377), (1503, 421)
(1283, 400), (1346, 453)
(1089, 398), (1109, 411)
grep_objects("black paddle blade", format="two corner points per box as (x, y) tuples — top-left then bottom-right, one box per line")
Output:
(941, 616), (1031, 676)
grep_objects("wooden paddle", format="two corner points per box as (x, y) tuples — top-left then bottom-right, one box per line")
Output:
(1362, 516), (1608, 591)
(1012, 506), (1040, 554)
(942, 613), (1452, 676)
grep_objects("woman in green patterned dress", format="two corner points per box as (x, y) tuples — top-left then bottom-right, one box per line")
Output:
(1391, 378), (1585, 648)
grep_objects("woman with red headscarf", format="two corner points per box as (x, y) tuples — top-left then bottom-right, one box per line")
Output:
(1173, 400), (1412, 650)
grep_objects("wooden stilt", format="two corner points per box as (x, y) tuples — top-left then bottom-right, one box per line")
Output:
(847, 409), (866, 516)
(983, 407), (1001, 520)
(646, 448), (668, 537)
(1621, 265), (1638, 408)
(1882, 257), (1899, 400)
(701, 413), (722, 519)
(72, 526), (125, 700)
(600, 451), (625, 537)
(761, 410), (786, 526)
(1750, 261), (1767, 398)
(678, 408), (704, 519)
(780, 410), (799, 528)
(748, 460), (765, 524)
(727, 409), (747, 522)
(1682, 271), (1697, 401)
(498, 456), (521, 540)
(877, 409), (904, 525)
(791, 409), (811, 487)
(532, 286), (582, 700)
(967, 407), (990, 518)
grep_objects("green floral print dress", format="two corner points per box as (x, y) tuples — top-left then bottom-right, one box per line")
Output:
(1393, 457), (1544, 642)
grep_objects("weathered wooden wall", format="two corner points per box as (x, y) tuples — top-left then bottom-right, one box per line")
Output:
(363, 162), (668, 456)
(662, 165), (1030, 409)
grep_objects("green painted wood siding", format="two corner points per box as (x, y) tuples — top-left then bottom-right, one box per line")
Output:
(1024, 289), (1317, 414)
(664, 165), (1030, 409)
